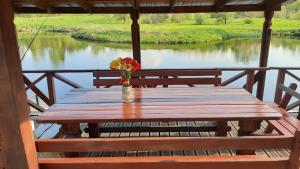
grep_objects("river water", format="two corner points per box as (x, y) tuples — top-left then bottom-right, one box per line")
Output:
(20, 34), (300, 101)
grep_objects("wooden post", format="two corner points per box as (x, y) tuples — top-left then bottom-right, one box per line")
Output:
(46, 72), (56, 105)
(256, 8), (274, 100)
(245, 70), (255, 93)
(288, 130), (300, 169)
(0, 1), (39, 169)
(274, 68), (286, 104)
(130, 9), (141, 64)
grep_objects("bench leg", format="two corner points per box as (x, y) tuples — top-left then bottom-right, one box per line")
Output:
(264, 124), (274, 134)
(216, 121), (228, 136)
(88, 123), (99, 138)
(62, 123), (81, 157)
(237, 120), (260, 155)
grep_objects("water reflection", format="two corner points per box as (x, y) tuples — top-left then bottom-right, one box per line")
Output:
(19, 34), (300, 70)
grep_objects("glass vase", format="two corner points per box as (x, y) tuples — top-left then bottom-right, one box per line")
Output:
(122, 86), (133, 103)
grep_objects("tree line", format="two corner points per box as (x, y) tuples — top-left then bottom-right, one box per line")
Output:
(114, 1), (300, 25)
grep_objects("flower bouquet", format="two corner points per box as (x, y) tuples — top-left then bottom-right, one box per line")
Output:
(110, 57), (141, 103)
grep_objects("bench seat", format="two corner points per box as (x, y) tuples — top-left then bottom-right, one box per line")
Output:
(39, 155), (285, 169)
(267, 102), (300, 134)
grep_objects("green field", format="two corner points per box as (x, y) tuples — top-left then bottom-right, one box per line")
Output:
(15, 14), (300, 44)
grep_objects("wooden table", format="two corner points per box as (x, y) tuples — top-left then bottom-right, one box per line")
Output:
(37, 87), (282, 139)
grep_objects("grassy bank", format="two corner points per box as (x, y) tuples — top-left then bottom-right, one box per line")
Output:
(15, 14), (300, 44)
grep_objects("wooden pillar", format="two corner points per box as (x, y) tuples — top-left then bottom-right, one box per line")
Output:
(130, 9), (141, 64)
(0, 1), (39, 169)
(256, 8), (274, 100)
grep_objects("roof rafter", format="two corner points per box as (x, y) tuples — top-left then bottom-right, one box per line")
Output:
(214, 0), (234, 12)
(264, 0), (289, 9)
(76, 0), (92, 12)
(169, 0), (176, 12)
(30, 0), (53, 12)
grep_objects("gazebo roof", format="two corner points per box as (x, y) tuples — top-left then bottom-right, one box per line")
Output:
(12, 0), (293, 14)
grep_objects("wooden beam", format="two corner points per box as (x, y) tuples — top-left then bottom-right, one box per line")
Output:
(214, 0), (233, 12)
(256, 8), (274, 100)
(38, 156), (288, 169)
(77, 0), (92, 12)
(264, 0), (289, 8)
(0, 1), (39, 169)
(169, 0), (176, 12)
(130, 6), (141, 64)
(31, 0), (53, 13)
(13, 4), (281, 14)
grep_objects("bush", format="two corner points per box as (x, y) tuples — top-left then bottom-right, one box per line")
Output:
(244, 18), (253, 24)
(195, 15), (204, 25)
(291, 11), (300, 20)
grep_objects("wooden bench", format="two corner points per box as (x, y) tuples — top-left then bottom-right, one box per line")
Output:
(35, 125), (300, 169)
(265, 83), (300, 134)
(93, 69), (222, 88)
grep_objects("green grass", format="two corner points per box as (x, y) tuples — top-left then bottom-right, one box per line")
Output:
(14, 14), (300, 44)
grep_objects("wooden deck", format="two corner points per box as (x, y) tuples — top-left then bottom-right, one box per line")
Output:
(36, 115), (298, 158)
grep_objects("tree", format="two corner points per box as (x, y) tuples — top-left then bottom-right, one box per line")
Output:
(211, 13), (228, 24)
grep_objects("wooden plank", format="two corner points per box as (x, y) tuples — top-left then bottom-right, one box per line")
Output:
(221, 71), (247, 86)
(93, 78), (221, 86)
(0, 1), (39, 169)
(86, 126), (230, 133)
(14, 4), (281, 14)
(38, 156), (287, 169)
(23, 74), (50, 105)
(24, 73), (47, 90)
(279, 84), (300, 100)
(28, 99), (46, 112)
(279, 83), (298, 109)
(35, 136), (293, 152)
(53, 73), (82, 88)
(214, 0), (234, 12)
(93, 69), (222, 77)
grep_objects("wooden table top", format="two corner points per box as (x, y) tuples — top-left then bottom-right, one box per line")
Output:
(37, 87), (282, 123)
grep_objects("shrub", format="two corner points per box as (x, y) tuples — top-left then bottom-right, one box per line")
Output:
(244, 18), (253, 24)
(195, 15), (204, 25)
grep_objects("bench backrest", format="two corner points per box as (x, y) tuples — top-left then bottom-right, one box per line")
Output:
(93, 69), (222, 88)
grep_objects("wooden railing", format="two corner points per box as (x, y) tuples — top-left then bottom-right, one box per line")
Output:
(23, 67), (300, 114)
(272, 67), (300, 116)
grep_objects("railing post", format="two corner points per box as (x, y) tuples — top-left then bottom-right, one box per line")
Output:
(245, 70), (255, 93)
(46, 72), (56, 105)
(274, 68), (286, 105)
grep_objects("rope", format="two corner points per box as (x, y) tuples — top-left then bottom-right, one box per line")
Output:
(21, 15), (49, 62)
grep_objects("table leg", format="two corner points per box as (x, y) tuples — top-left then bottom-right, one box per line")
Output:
(88, 123), (99, 138)
(62, 123), (81, 157)
(237, 120), (261, 155)
(216, 121), (228, 136)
